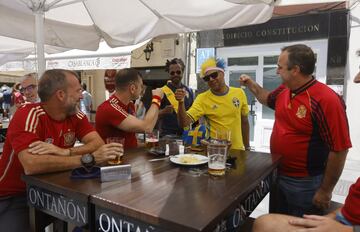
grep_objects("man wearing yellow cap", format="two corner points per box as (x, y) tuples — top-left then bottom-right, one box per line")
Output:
(175, 57), (250, 150)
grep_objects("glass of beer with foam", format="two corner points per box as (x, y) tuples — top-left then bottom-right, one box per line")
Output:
(145, 129), (159, 148)
(106, 137), (124, 165)
(207, 144), (227, 176)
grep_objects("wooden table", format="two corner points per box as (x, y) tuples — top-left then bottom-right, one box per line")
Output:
(91, 150), (280, 232)
(23, 148), (280, 232)
(22, 147), (172, 231)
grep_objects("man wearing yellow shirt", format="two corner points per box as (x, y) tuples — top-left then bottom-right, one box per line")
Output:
(175, 57), (250, 150)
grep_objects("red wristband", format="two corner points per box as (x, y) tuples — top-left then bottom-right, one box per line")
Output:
(152, 95), (161, 101)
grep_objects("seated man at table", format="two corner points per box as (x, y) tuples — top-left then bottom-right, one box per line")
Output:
(252, 53), (360, 232)
(175, 57), (250, 150)
(0, 69), (122, 232)
(96, 68), (164, 148)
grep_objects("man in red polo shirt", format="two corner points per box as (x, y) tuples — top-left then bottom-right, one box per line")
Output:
(251, 51), (360, 232)
(240, 44), (352, 217)
(96, 68), (164, 149)
(0, 69), (122, 232)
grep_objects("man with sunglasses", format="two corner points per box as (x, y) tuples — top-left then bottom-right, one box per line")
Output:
(20, 73), (39, 103)
(240, 44), (351, 217)
(96, 68), (164, 149)
(175, 57), (250, 150)
(159, 58), (194, 137)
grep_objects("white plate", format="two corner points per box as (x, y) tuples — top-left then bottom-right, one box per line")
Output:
(170, 154), (208, 166)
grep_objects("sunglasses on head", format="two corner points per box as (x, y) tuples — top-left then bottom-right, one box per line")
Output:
(202, 72), (219, 82)
(169, 70), (182, 76)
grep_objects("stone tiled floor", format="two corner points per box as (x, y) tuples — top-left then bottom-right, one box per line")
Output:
(250, 159), (360, 218)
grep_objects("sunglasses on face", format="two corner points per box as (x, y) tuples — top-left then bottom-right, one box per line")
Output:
(202, 72), (219, 82)
(170, 70), (182, 76)
(20, 84), (37, 94)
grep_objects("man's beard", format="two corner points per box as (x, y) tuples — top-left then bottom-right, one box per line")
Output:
(66, 103), (78, 116)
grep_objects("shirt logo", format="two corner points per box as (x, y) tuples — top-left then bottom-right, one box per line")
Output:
(211, 104), (218, 110)
(296, 105), (307, 118)
(232, 97), (240, 108)
(63, 131), (76, 146)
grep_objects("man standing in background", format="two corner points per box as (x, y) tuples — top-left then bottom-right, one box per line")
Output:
(175, 57), (250, 150)
(20, 72), (39, 103)
(159, 58), (194, 137)
(80, 83), (93, 120)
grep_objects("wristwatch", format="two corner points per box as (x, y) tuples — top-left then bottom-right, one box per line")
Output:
(81, 154), (95, 170)
(354, 226), (360, 232)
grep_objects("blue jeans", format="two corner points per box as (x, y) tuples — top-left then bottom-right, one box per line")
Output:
(0, 195), (30, 232)
(272, 174), (324, 217)
(336, 211), (354, 226)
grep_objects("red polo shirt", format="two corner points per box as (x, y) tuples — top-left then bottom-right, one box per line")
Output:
(0, 103), (94, 197)
(268, 78), (351, 177)
(95, 95), (137, 149)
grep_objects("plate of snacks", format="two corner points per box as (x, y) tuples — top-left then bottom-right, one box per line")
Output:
(170, 154), (208, 166)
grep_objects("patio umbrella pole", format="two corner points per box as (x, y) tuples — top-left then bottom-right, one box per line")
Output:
(35, 11), (46, 76)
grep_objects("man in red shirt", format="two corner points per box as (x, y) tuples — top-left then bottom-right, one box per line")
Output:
(0, 69), (122, 232)
(240, 44), (351, 216)
(252, 53), (360, 232)
(96, 68), (164, 148)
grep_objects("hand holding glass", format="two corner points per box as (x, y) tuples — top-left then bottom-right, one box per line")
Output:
(106, 137), (124, 165)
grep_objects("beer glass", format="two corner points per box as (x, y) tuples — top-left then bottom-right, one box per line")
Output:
(145, 129), (159, 148)
(106, 137), (124, 165)
(215, 129), (231, 142)
(207, 144), (227, 176)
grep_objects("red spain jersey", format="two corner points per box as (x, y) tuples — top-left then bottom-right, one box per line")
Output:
(341, 178), (360, 225)
(0, 103), (94, 197)
(268, 78), (352, 177)
(95, 95), (137, 149)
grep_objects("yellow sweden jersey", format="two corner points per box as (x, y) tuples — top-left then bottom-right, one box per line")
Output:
(187, 87), (249, 150)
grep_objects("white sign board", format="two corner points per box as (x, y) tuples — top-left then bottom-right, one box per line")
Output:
(0, 55), (131, 71)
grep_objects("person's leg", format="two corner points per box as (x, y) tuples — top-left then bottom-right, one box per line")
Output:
(0, 196), (30, 232)
(253, 214), (303, 232)
(278, 175), (323, 217)
(270, 176), (289, 214)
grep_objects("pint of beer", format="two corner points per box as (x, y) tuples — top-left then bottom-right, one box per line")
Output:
(106, 137), (124, 165)
(207, 144), (227, 176)
(145, 129), (159, 148)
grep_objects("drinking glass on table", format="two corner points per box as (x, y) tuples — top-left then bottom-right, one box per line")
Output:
(215, 129), (231, 142)
(145, 129), (159, 148)
(207, 144), (227, 176)
(106, 137), (124, 165)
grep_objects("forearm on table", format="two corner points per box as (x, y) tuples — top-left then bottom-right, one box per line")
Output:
(74, 132), (104, 156)
(320, 150), (348, 193)
(19, 152), (82, 175)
